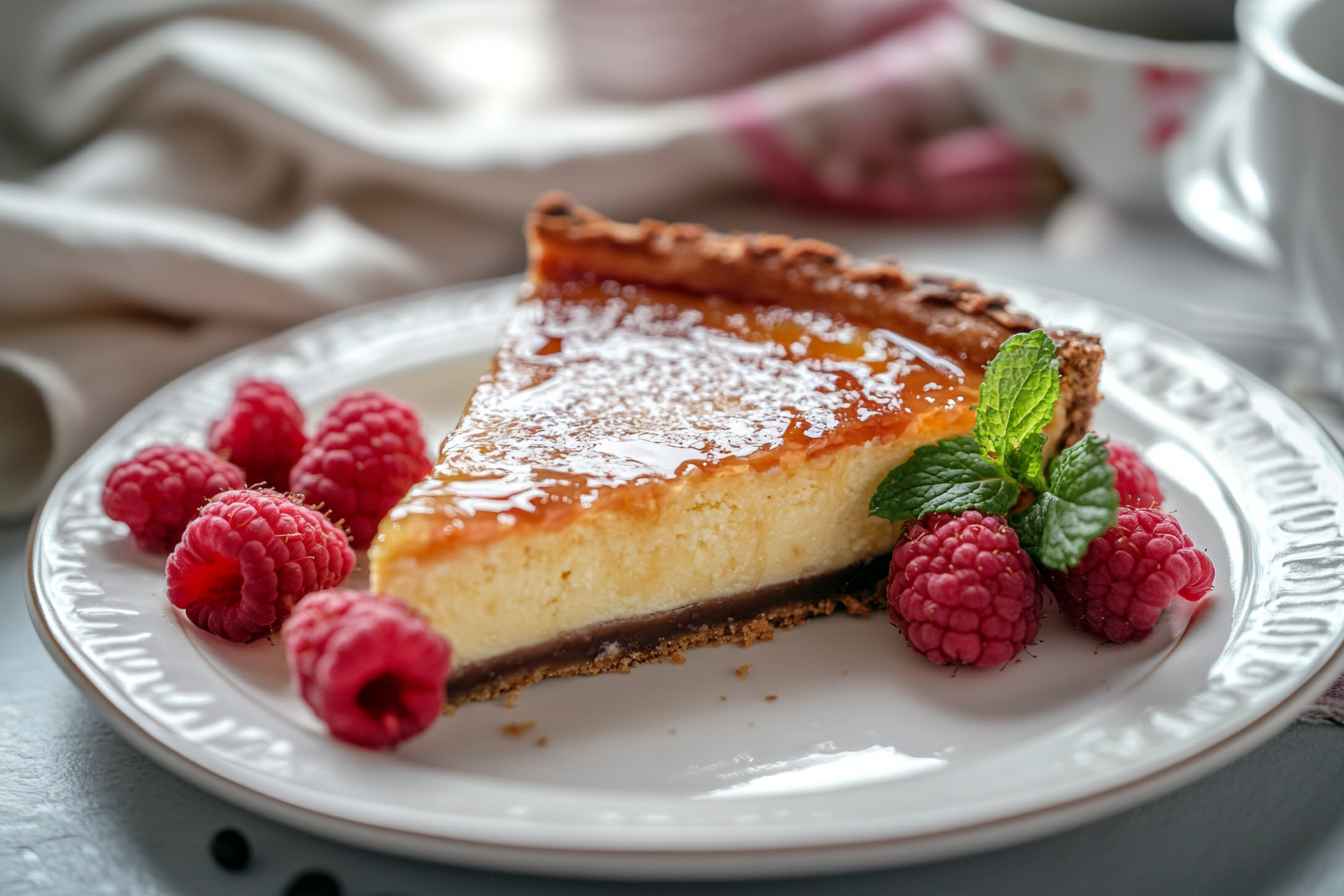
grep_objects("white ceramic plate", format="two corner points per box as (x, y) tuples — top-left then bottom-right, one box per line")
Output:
(27, 276), (1344, 879)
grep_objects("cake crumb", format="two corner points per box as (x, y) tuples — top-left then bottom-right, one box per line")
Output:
(734, 619), (775, 646)
(535, 736), (549, 748)
(764, 694), (778, 702)
(734, 664), (751, 679)
(500, 721), (536, 738)
(841, 595), (872, 617)
(668, 652), (686, 666)
(719, 695), (727, 701)
(498, 690), (520, 708)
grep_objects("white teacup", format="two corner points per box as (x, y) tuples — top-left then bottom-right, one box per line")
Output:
(1168, 0), (1344, 369)
(962, 0), (1237, 210)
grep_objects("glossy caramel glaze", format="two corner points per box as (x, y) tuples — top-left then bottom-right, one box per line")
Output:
(386, 278), (981, 551)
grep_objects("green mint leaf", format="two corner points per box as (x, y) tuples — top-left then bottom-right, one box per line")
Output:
(870, 436), (1020, 523)
(1011, 433), (1117, 570)
(1005, 432), (1048, 494)
(1011, 499), (1046, 558)
(974, 330), (1060, 464)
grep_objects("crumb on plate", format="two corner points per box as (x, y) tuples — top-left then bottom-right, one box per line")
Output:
(841, 595), (871, 616)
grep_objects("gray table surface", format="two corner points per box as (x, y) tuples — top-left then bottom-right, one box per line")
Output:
(5, 197), (1344, 895)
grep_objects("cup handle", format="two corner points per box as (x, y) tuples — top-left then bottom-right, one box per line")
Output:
(1166, 80), (1280, 269)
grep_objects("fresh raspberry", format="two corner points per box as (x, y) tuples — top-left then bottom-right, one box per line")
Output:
(887, 510), (1042, 668)
(290, 391), (432, 549)
(208, 379), (308, 491)
(1108, 442), (1164, 508)
(166, 489), (354, 642)
(1053, 507), (1214, 643)
(102, 445), (246, 552)
(283, 589), (451, 749)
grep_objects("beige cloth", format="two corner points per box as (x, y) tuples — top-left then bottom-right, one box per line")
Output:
(0, 0), (979, 516)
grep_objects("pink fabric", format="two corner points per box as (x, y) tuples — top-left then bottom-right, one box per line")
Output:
(716, 10), (1048, 218)
(556, 0), (953, 102)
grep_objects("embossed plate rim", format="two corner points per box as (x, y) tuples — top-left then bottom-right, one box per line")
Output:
(27, 274), (1344, 876)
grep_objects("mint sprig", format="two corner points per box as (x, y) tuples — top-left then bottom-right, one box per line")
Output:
(868, 436), (1019, 522)
(869, 329), (1117, 571)
(974, 330), (1060, 465)
(1011, 434), (1117, 570)
(1005, 431), (1047, 495)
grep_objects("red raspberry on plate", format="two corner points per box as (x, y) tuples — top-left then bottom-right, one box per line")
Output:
(283, 589), (452, 749)
(1108, 441), (1164, 508)
(208, 379), (308, 491)
(887, 510), (1042, 668)
(1054, 507), (1214, 643)
(166, 489), (354, 642)
(102, 445), (246, 552)
(290, 390), (432, 550)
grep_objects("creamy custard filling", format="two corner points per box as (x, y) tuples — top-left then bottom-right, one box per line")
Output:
(371, 278), (989, 669)
(375, 429), (959, 668)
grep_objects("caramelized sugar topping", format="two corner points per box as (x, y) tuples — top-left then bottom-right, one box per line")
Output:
(390, 279), (980, 546)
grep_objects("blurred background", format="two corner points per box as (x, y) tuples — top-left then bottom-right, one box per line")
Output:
(0, 0), (1284, 517)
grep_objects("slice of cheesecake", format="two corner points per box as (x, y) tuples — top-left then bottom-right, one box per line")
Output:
(370, 195), (1102, 704)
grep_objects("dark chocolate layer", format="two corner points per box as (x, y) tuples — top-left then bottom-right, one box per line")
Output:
(446, 555), (889, 698)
